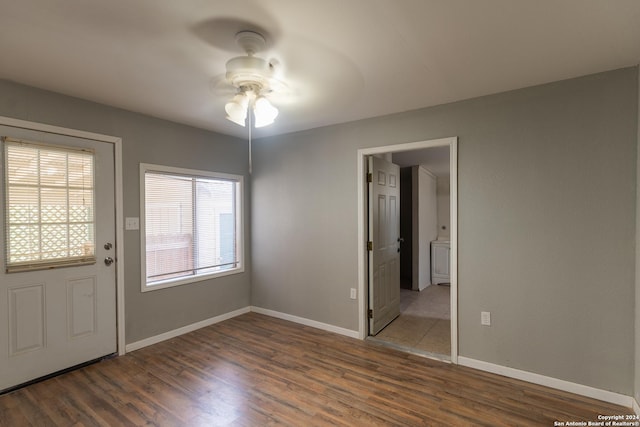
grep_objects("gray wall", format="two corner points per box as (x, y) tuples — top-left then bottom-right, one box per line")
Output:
(252, 67), (638, 394)
(436, 176), (450, 238)
(0, 80), (251, 344)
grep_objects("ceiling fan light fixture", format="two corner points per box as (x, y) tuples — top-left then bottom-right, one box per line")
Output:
(221, 30), (285, 129)
(225, 93), (249, 126)
(253, 96), (279, 128)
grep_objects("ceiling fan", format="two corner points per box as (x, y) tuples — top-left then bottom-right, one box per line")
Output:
(222, 30), (288, 128)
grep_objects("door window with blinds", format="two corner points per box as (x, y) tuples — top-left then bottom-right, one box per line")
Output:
(140, 163), (244, 291)
(3, 138), (96, 272)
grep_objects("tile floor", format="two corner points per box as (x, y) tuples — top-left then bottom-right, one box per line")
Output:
(372, 284), (451, 359)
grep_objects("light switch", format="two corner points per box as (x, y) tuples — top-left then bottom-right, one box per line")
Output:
(481, 311), (491, 326)
(125, 217), (139, 230)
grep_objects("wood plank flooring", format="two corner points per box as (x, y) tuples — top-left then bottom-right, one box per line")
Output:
(0, 312), (632, 426)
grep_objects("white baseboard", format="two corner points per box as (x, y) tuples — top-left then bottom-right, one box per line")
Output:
(250, 306), (360, 339)
(633, 398), (640, 416)
(458, 356), (633, 408)
(125, 306), (359, 353)
(125, 307), (251, 352)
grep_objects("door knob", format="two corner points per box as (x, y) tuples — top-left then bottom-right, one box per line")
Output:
(104, 257), (114, 266)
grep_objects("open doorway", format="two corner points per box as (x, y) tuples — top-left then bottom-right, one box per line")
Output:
(357, 137), (458, 363)
(378, 147), (451, 358)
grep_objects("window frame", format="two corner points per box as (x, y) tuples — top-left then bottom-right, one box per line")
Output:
(139, 163), (244, 292)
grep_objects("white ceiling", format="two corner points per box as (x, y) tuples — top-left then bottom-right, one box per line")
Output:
(1, 1), (639, 139)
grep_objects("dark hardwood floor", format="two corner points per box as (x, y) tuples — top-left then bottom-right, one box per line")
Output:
(0, 312), (632, 426)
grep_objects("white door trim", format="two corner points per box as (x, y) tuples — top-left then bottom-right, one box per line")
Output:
(357, 137), (458, 363)
(0, 116), (126, 355)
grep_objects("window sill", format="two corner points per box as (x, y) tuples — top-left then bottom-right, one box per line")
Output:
(141, 266), (244, 292)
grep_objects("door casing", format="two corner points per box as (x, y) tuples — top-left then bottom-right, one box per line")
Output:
(0, 116), (125, 355)
(357, 137), (458, 363)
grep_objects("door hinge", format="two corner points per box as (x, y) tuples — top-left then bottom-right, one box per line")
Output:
(367, 173), (372, 183)
(368, 309), (373, 319)
(367, 241), (373, 251)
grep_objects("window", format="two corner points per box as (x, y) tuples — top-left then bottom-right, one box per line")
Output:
(140, 163), (243, 291)
(3, 138), (95, 273)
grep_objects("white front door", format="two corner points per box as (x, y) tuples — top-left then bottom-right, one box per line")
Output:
(0, 126), (117, 391)
(368, 156), (401, 335)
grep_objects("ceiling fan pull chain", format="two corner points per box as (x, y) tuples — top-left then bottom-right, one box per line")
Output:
(248, 110), (252, 175)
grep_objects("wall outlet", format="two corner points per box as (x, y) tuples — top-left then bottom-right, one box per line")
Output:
(481, 311), (491, 326)
(350, 288), (357, 300)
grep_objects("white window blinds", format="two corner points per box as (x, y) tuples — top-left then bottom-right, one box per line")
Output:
(143, 167), (241, 286)
(3, 138), (96, 272)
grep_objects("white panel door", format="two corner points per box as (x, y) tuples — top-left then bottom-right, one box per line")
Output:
(0, 126), (116, 391)
(368, 156), (401, 335)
